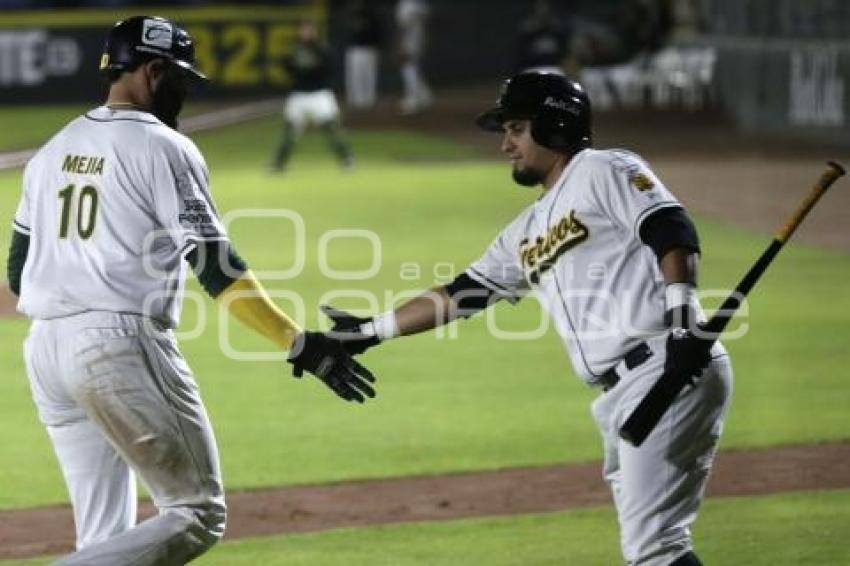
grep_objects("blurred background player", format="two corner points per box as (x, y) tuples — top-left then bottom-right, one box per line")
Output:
(515, 0), (571, 75)
(344, 0), (384, 110)
(395, 0), (433, 115)
(270, 19), (354, 173)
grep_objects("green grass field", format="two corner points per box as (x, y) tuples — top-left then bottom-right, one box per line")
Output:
(6, 490), (850, 565)
(189, 489), (850, 566)
(0, 106), (848, 563)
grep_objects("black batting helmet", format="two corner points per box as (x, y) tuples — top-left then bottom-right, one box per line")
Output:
(99, 16), (206, 80)
(476, 72), (591, 153)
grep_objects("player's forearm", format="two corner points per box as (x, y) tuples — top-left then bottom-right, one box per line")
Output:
(330, 273), (498, 351)
(659, 248), (699, 285)
(392, 286), (456, 336)
(640, 205), (703, 328)
(327, 282), (489, 354)
(393, 270), (503, 335)
(389, 277), (500, 337)
(216, 270), (301, 350)
(659, 249), (702, 328)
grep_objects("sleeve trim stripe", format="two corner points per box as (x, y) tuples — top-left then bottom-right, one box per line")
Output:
(184, 235), (230, 244)
(633, 201), (681, 238)
(467, 268), (518, 298)
(179, 241), (197, 257)
(181, 236), (230, 257)
(12, 220), (30, 235)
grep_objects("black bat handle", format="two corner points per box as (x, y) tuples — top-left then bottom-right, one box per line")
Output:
(617, 365), (691, 445)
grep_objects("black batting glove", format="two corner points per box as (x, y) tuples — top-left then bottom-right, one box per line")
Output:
(287, 331), (377, 403)
(321, 304), (382, 355)
(664, 327), (713, 385)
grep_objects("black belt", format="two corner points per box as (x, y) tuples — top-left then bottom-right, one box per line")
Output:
(597, 342), (653, 391)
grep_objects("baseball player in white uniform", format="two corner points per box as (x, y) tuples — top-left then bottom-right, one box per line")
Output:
(7, 16), (375, 565)
(323, 72), (732, 565)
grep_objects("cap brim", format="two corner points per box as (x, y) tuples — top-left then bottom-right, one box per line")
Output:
(475, 108), (505, 132)
(173, 59), (207, 81)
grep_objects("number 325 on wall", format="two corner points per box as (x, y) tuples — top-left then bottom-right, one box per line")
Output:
(187, 23), (297, 86)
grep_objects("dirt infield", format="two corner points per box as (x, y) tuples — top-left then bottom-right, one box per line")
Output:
(0, 441), (847, 559)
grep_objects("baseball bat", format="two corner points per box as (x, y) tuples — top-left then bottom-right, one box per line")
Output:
(619, 161), (846, 447)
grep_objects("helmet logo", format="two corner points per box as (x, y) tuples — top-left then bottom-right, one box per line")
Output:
(142, 19), (173, 49)
(543, 96), (579, 115)
(99, 53), (109, 70)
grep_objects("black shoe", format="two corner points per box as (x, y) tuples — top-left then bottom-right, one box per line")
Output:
(669, 551), (702, 566)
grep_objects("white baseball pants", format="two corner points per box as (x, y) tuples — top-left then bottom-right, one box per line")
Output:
(283, 90), (341, 133)
(591, 334), (732, 566)
(24, 311), (226, 565)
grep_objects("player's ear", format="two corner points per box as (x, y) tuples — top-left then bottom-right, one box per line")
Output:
(143, 59), (166, 81)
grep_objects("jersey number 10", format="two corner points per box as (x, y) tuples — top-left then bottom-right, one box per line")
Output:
(58, 184), (99, 240)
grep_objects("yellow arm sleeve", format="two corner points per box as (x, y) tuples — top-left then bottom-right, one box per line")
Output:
(215, 270), (301, 351)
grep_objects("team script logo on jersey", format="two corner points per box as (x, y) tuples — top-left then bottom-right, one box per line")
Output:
(519, 210), (589, 284)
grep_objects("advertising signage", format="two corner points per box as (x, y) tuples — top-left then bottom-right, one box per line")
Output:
(0, 3), (325, 103)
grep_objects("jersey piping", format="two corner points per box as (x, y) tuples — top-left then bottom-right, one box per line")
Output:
(84, 112), (161, 125)
(542, 150), (601, 380)
(467, 266), (521, 302)
(633, 201), (681, 239)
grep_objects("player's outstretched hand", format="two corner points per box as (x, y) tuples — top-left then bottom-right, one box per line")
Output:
(321, 304), (381, 355)
(288, 331), (377, 402)
(664, 328), (712, 384)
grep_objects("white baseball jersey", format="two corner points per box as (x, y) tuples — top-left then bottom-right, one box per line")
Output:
(14, 106), (228, 328)
(467, 148), (683, 384)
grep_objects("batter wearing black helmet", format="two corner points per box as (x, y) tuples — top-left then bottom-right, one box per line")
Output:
(322, 71), (731, 566)
(8, 15), (376, 566)
(475, 71), (591, 154)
